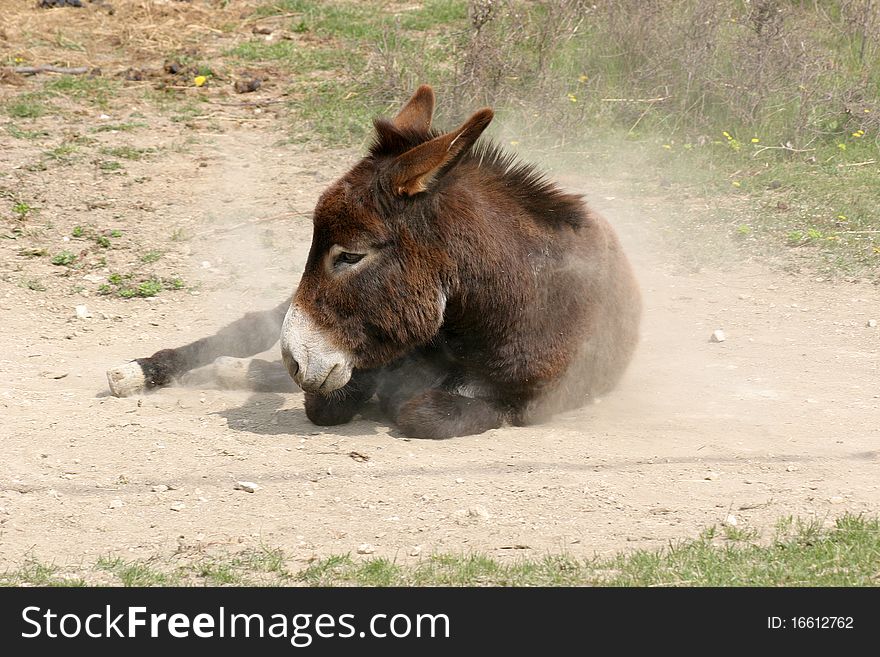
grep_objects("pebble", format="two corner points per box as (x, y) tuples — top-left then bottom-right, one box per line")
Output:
(408, 545), (423, 557)
(108, 499), (124, 509)
(170, 502), (186, 511)
(709, 329), (726, 343)
(357, 543), (375, 555)
(42, 371), (69, 380)
(234, 481), (260, 493)
(867, 319), (877, 328)
(75, 304), (91, 319)
(151, 484), (169, 493)
(724, 514), (738, 527)
(455, 478), (465, 484)
(704, 471), (720, 481)
(829, 496), (845, 505)
(466, 505), (491, 519)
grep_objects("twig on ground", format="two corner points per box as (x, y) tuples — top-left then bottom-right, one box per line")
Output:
(10, 65), (93, 76)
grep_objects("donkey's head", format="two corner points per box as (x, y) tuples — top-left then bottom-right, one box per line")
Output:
(281, 86), (494, 393)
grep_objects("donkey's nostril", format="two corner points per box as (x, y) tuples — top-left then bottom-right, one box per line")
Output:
(281, 351), (300, 380)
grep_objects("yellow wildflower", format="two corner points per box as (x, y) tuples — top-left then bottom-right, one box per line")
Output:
(838, 143), (847, 150)
(567, 93), (577, 103)
(732, 181), (741, 188)
(751, 137), (760, 143)
(194, 76), (207, 87)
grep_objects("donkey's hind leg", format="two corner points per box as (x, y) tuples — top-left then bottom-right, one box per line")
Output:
(394, 389), (505, 439)
(376, 354), (505, 439)
(107, 299), (290, 397)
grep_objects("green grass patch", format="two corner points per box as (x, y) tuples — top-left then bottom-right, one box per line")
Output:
(98, 273), (185, 299)
(99, 145), (156, 160)
(12, 201), (34, 219)
(5, 93), (50, 119)
(6, 124), (49, 140)
(3, 515), (878, 587)
(96, 557), (173, 587)
(21, 278), (47, 292)
(50, 251), (76, 266)
(92, 121), (148, 133)
(44, 143), (79, 164)
(97, 160), (123, 172)
(44, 75), (118, 109)
(0, 557), (85, 587)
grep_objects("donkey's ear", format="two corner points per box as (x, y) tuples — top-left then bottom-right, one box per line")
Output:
(392, 84), (435, 133)
(390, 108), (493, 197)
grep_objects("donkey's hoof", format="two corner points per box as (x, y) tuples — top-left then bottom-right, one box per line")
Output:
(106, 361), (147, 397)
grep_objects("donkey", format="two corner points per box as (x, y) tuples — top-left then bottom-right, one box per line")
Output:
(107, 85), (641, 439)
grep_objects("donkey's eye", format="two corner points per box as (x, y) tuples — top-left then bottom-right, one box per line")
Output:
(335, 251), (366, 266)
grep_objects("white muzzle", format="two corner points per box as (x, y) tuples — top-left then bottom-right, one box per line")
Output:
(280, 303), (354, 393)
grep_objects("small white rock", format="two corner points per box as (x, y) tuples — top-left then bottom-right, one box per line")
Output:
(709, 329), (726, 343)
(409, 545), (423, 557)
(151, 484), (169, 493)
(170, 501), (186, 511)
(867, 319), (877, 328)
(108, 498), (124, 509)
(724, 514), (738, 526)
(829, 496), (845, 505)
(466, 505), (491, 519)
(455, 477), (465, 484)
(357, 543), (375, 555)
(201, 260), (212, 269)
(704, 471), (720, 481)
(75, 304), (91, 319)
(234, 481), (260, 493)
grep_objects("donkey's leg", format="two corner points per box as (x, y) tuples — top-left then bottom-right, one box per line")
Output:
(107, 299), (290, 397)
(179, 357), (297, 393)
(376, 354), (505, 439)
(393, 389), (505, 439)
(303, 368), (379, 426)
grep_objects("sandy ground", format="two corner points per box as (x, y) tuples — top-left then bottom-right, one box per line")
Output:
(2, 109), (878, 573)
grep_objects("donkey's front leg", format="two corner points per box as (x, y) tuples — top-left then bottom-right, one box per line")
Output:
(107, 298), (290, 397)
(304, 368), (379, 426)
(393, 389), (505, 439)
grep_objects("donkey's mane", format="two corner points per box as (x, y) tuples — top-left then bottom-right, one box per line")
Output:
(369, 118), (585, 229)
(466, 139), (585, 229)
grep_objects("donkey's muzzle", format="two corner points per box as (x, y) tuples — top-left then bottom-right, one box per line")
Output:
(280, 303), (354, 394)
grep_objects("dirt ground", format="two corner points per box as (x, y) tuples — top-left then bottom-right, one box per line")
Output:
(1, 2), (879, 576)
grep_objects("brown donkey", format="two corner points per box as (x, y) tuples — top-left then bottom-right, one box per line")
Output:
(107, 86), (641, 438)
